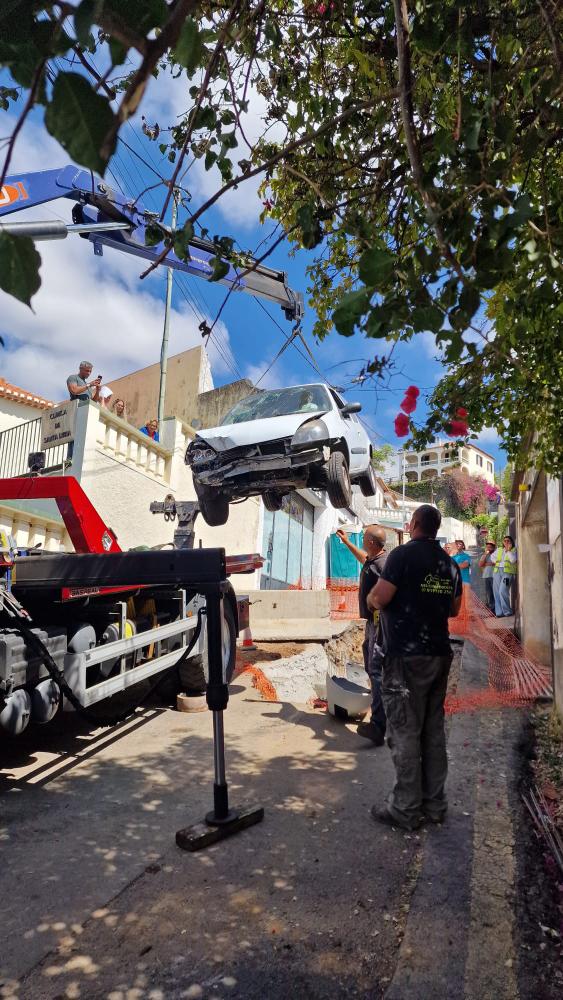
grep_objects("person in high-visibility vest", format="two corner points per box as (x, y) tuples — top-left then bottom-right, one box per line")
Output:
(492, 535), (517, 617)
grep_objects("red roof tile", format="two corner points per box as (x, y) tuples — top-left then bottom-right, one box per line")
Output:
(0, 378), (53, 410)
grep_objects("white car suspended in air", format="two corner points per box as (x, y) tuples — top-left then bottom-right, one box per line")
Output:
(185, 383), (377, 525)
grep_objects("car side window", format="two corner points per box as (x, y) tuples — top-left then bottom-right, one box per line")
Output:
(329, 389), (348, 416)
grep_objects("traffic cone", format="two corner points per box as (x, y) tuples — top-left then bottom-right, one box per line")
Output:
(240, 626), (257, 651)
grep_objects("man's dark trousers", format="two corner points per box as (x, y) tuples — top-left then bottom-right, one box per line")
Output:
(382, 653), (452, 828)
(362, 621), (386, 736)
(484, 577), (495, 612)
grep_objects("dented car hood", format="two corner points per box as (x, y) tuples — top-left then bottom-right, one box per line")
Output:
(194, 412), (329, 452)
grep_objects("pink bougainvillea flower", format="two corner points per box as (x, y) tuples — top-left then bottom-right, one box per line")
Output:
(456, 407), (468, 417)
(400, 395), (417, 414)
(394, 412), (410, 437)
(405, 385), (420, 398)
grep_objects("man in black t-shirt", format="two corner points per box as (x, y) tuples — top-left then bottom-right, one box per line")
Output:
(336, 524), (387, 744)
(366, 505), (462, 830)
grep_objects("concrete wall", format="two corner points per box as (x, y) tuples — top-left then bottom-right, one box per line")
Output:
(197, 379), (254, 429)
(0, 398), (48, 433)
(546, 476), (563, 710)
(106, 346), (211, 429)
(516, 472), (552, 667)
(234, 588), (331, 622)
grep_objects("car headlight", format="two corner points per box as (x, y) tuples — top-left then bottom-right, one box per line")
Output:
(186, 442), (216, 466)
(291, 419), (329, 449)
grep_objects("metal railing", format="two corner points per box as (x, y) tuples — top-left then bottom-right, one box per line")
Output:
(0, 418), (67, 478)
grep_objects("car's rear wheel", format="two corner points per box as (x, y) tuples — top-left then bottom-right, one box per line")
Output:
(195, 483), (229, 526)
(263, 491), (284, 512)
(358, 463), (377, 497)
(326, 452), (352, 509)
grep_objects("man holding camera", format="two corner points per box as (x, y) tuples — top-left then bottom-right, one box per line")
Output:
(67, 361), (101, 402)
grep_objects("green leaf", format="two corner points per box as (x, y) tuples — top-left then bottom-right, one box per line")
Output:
(296, 204), (323, 250)
(209, 257), (230, 282)
(358, 247), (394, 286)
(144, 223), (163, 247)
(411, 304), (444, 333)
(459, 284), (481, 319)
(510, 193), (534, 227)
(45, 72), (116, 174)
(204, 149), (217, 171)
(173, 221), (193, 261)
(105, 0), (167, 35)
(108, 37), (127, 67)
(463, 113), (482, 151)
(221, 131), (238, 151)
(74, 0), (104, 48)
(173, 18), (205, 75)
(0, 232), (41, 306)
(332, 289), (370, 337)
(264, 20), (282, 46)
(192, 105), (216, 131)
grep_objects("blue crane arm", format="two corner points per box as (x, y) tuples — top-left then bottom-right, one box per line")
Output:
(0, 165), (303, 320)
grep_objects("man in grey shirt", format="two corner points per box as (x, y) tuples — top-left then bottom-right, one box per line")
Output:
(67, 361), (101, 402)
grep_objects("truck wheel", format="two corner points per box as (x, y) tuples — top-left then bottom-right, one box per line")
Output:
(179, 599), (237, 694)
(195, 484), (229, 526)
(326, 452), (352, 509)
(263, 491), (283, 512)
(358, 463), (377, 497)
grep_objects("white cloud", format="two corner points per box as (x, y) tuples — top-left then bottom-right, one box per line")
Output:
(474, 427), (501, 446)
(1, 118), (236, 398)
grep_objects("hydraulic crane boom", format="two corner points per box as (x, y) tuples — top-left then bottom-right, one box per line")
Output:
(0, 165), (304, 321)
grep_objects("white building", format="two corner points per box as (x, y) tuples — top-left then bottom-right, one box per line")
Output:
(383, 440), (495, 485)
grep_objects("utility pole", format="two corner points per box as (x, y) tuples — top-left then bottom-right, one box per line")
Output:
(158, 188), (179, 427)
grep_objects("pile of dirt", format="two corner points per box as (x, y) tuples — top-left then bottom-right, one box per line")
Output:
(324, 621), (365, 675)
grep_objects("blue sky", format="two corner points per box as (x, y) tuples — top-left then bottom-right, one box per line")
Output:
(0, 54), (505, 472)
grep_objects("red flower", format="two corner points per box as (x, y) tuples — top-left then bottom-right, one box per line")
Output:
(447, 419), (468, 438)
(456, 407), (468, 418)
(394, 412), (410, 437)
(405, 385), (420, 398)
(400, 395), (417, 414)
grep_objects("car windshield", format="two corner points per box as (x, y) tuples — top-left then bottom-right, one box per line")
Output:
(220, 385), (331, 425)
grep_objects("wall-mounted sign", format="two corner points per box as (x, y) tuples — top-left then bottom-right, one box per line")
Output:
(41, 401), (77, 450)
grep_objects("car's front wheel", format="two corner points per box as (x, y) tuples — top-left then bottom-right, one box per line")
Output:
(358, 463), (377, 497)
(326, 452), (352, 509)
(195, 482), (229, 526)
(263, 491), (284, 512)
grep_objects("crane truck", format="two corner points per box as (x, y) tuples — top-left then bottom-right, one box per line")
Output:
(0, 163), (303, 742)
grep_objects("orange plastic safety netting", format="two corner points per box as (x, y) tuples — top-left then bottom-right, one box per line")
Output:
(445, 587), (552, 714)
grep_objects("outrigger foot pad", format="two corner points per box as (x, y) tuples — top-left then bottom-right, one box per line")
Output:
(175, 804), (264, 852)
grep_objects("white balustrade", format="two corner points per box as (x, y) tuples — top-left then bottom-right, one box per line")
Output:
(97, 408), (172, 483)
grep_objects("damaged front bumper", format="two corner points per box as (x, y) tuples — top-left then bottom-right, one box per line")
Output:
(186, 438), (326, 494)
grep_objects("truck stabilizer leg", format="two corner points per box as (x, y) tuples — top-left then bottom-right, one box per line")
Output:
(175, 591), (264, 852)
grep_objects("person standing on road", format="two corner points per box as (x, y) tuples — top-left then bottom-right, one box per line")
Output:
(492, 535), (517, 617)
(479, 541), (496, 612)
(366, 505), (462, 830)
(336, 525), (387, 745)
(452, 540), (472, 584)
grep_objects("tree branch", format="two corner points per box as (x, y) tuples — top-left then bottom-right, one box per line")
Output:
(0, 59), (46, 189)
(392, 0), (466, 282)
(139, 96), (387, 278)
(537, 0), (563, 75)
(100, 0), (198, 162)
(160, 2), (242, 220)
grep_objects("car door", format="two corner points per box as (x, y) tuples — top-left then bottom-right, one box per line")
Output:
(329, 389), (368, 474)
